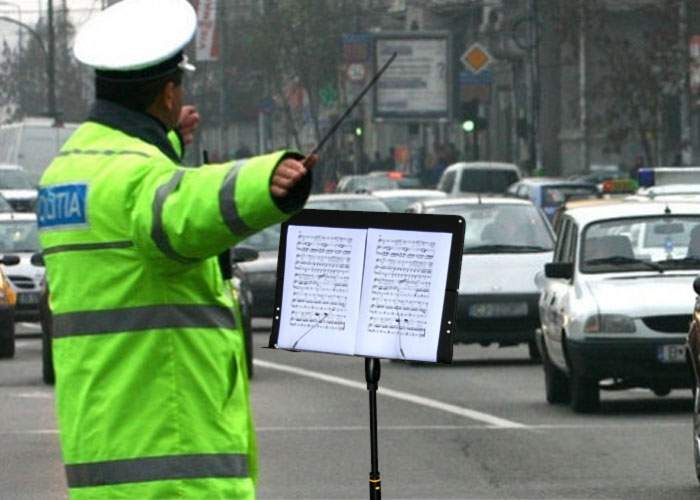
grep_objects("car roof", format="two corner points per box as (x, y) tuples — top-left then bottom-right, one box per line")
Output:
(308, 193), (382, 202)
(444, 161), (520, 172)
(369, 189), (446, 198)
(414, 195), (533, 209)
(0, 212), (36, 221)
(516, 177), (596, 187)
(564, 199), (700, 226)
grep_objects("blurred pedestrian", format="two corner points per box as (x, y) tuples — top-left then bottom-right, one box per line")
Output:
(36, 1), (315, 498)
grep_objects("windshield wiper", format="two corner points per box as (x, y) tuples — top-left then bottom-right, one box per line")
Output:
(464, 244), (551, 254)
(657, 256), (700, 268)
(585, 256), (664, 273)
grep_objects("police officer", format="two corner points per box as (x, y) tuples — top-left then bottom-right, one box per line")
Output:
(37, 0), (314, 498)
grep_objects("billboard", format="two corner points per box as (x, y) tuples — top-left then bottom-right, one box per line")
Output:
(372, 32), (451, 121)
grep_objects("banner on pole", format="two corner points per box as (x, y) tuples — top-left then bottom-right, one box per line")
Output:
(195, 0), (219, 62)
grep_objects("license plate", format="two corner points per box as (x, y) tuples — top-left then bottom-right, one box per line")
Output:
(657, 344), (686, 363)
(17, 293), (39, 305)
(469, 302), (528, 318)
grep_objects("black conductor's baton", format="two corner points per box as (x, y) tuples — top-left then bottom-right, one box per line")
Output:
(304, 51), (398, 165)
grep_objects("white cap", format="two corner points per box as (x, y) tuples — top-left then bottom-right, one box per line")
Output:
(74, 0), (197, 74)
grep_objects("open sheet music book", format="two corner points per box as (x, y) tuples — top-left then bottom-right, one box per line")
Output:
(270, 211), (464, 363)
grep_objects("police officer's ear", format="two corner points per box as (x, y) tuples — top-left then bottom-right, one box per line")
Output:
(150, 80), (183, 129)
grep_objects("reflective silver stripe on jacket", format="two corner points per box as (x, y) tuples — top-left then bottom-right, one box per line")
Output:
(42, 241), (134, 256)
(151, 170), (198, 263)
(65, 453), (249, 488)
(53, 304), (236, 338)
(218, 160), (255, 238)
(58, 149), (151, 158)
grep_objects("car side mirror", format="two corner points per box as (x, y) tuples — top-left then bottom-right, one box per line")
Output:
(544, 262), (573, 280)
(1, 254), (20, 266)
(693, 275), (700, 296)
(231, 246), (259, 264)
(30, 252), (44, 267)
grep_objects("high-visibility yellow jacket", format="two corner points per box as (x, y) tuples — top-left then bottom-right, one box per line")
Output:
(37, 99), (309, 499)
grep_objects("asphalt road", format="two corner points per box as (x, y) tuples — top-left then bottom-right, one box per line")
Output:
(1, 324), (699, 499)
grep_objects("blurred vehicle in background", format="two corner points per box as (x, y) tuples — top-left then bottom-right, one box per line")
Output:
(335, 172), (422, 193)
(367, 170), (423, 188)
(0, 213), (43, 321)
(570, 164), (627, 190)
(407, 196), (554, 360)
(370, 188), (446, 212)
(0, 117), (78, 185)
(0, 255), (19, 358)
(436, 161), (521, 196)
(38, 248), (258, 384)
(236, 193), (390, 318)
(507, 177), (598, 221)
(539, 200), (698, 413)
(0, 165), (38, 212)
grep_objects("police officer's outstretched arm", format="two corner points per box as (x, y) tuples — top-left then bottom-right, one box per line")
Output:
(130, 148), (316, 263)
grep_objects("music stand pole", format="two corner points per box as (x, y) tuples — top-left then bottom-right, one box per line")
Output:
(365, 357), (381, 500)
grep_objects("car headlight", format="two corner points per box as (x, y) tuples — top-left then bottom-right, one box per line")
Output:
(583, 314), (636, 333)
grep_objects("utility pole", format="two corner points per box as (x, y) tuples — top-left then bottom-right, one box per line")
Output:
(579, 0), (589, 172)
(679, 0), (692, 165)
(47, 0), (56, 122)
(529, 0), (541, 172)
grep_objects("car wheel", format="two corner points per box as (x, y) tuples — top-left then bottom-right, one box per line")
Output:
(528, 340), (541, 362)
(543, 345), (570, 404)
(570, 373), (600, 413)
(694, 386), (700, 483)
(0, 323), (15, 359)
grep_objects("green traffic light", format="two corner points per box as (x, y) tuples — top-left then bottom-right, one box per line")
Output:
(355, 127), (363, 137)
(462, 120), (475, 133)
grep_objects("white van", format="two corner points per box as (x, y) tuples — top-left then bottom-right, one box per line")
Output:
(0, 165), (37, 212)
(0, 117), (78, 186)
(437, 161), (522, 196)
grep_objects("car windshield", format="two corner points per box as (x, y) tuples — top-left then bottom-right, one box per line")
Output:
(581, 215), (700, 273)
(0, 169), (33, 190)
(0, 220), (39, 252)
(427, 203), (554, 253)
(542, 185), (598, 207)
(459, 169), (519, 194)
(307, 197), (390, 212)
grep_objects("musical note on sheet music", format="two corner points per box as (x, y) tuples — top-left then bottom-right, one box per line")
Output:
(288, 233), (354, 331)
(366, 236), (436, 338)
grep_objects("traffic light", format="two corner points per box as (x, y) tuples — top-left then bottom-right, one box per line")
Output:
(345, 118), (363, 137)
(460, 99), (488, 132)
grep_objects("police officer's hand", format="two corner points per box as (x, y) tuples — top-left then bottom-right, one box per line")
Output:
(178, 105), (200, 145)
(270, 155), (318, 198)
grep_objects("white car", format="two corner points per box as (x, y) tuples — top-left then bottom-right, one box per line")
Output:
(408, 197), (554, 359)
(0, 164), (38, 212)
(538, 200), (698, 413)
(370, 189), (446, 212)
(0, 212), (43, 320)
(436, 161), (521, 196)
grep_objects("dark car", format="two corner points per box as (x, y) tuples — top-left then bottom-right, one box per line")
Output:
(236, 193), (391, 317)
(686, 275), (700, 482)
(38, 249), (258, 384)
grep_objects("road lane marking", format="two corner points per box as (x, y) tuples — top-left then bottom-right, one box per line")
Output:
(254, 359), (526, 429)
(1, 421), (686, 436)
(9, 391), (54, 399)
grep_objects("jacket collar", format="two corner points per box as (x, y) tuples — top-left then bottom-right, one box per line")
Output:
(88, 99), (181, 163)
